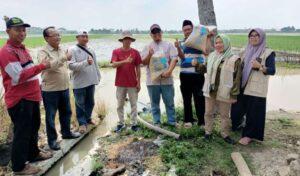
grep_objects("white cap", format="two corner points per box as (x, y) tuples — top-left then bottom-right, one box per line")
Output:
(76, 30), (88, 37)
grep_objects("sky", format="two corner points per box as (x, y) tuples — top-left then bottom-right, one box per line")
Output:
(0, 0), (298, 31)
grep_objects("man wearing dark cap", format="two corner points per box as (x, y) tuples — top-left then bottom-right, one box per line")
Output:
(141, 24), (178, 126)
(174, 20), (205, 128)
(0, 16), (52, 175)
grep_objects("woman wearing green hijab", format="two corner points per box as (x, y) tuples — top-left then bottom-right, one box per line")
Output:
(201, 34), (242, 144)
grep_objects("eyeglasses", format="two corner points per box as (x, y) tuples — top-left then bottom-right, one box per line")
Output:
(249, 34), (259, 38)
(48, 34), (60, 38)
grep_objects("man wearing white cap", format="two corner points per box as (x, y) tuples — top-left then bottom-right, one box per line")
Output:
(68, 31), (101, 134)
(111, 31), (142, 132)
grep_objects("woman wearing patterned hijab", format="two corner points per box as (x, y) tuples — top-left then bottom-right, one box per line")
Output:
(231, 28), (276, 145)
(202, 34), (242, 144)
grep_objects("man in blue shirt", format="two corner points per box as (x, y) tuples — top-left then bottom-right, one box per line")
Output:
(175, 20), (205, 128)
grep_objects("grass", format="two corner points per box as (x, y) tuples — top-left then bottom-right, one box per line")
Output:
(1, 33), (299, 53)
(164, 34), (300, 53)
(133, 106), (300, 176)
(0, 34), (111, 48)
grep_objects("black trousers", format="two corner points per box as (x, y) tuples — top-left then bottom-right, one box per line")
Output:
(7, 99), (40, 172)
(231, 93), (266, 141)
(180, 72), (205, 125)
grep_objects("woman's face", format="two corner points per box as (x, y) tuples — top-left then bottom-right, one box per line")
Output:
(214, 37), (224, 53)
(249, 31), (260, 46)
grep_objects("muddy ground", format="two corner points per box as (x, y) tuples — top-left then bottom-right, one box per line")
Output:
(92, 111), (300, 176)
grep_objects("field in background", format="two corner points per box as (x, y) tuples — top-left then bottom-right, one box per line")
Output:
(0, 33), (299, 53)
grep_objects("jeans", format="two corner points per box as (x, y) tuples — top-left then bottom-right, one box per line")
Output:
(73, 85), (95, 126)
(147, 85), (176, 125)
(42, 89), (72, 146)
(7, 99), (40, 172)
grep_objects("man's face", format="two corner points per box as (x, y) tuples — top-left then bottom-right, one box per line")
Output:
(122, 38), (132, 47)
(6, 26), (27, 44)
(182, 25), (193, 38)
(151, 32), (162, 43)
(45, 28), (61, 48)
(77, 35), (89, 46)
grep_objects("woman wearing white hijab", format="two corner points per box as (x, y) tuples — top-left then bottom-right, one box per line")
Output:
(202, 34), (241, 144)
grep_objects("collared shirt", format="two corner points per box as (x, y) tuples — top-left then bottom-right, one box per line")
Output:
(141, 41), (178, 86)
(0, 40), (46, 108)
(37, 44), (69, 91)
(68, 45), (101, 89)
(179, 39), (204, 74)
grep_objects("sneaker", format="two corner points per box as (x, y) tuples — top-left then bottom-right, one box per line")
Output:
(184, 122), (193, 129)
(153, 123), (161, 128)
(223, 136), (236, 145)
(131, 125), (139, 132)
(79, 125), (87, 134)
(14, 164), (41, 175)
(114, 124), (126, 133)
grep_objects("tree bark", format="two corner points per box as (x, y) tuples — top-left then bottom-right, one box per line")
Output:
(197, 0), (217, 26)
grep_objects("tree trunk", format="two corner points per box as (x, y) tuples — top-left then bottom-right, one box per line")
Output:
(197, 0), (217, 26)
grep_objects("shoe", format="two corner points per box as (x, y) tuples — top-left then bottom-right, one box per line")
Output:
(131, 125), (139, 132)
(30, 151), (53, 162)
(87, 119), (97, 125)
(114, 124), (126, 133)
(238, 137), (252, 145)
(223, 136), (236, 145)
(62, 132), (81, 139)
(49, 142), (61, 151)
(153, 123), (161, 128)
(204, 134), (212, 140)
(184, 122), (193, 129)
(79, 125), (87, 134)
(14, 164), (41, 175)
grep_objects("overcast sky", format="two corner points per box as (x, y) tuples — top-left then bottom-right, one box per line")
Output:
(0, 0), (298, 31)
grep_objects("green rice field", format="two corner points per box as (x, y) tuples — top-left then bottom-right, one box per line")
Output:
(0, 33), (299, 53)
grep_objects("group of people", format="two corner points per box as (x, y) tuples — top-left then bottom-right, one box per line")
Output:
(0, 16), (276, 175)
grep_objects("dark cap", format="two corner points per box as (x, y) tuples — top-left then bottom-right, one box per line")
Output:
(150, 24), (161, 34)
(5, 17), (31, 28)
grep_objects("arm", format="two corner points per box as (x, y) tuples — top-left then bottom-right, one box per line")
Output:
(4, 53), (47, 86)
(175, 39), (184, 59)
(230, 59), (242, 100)
(37, 50), (66, 70)
(262, 52), (276, 75)
(141, 46), (153, 66)
(68, 49), (89, 71)
(112, 59), (130, 68)
(93, 52), (101, 81)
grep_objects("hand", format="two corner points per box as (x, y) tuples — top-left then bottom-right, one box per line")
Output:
(229, 99), (237, 104)
(148, 48), (154, 57)
(41, 57), (51, 69)
(161, 70), (172, 78)
(174, 38), (180, 48)
(87, 56), (93, 65)
(66, 49), (72, 61)
(136, 82), (141, 93)
(125, 54), (133, 63)
(191, 59), (198, 66)
(251, 59), (262, 69)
